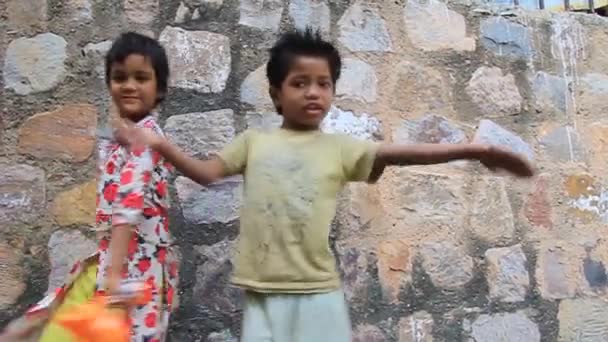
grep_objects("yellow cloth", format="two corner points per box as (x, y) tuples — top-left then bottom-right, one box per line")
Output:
(219, 128), (379, 293)
(39, 261), (98, 342)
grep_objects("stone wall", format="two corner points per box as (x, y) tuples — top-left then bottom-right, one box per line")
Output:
(1, 0), (608, 340)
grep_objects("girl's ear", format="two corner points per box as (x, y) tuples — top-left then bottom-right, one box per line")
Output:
(268, 86), (279, 107)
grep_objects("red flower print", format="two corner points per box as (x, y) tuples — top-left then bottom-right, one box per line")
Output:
(126, 162), (136, 169)
(106, 161), (115, 174)
(131, 146), (145, 157)
(146, 275), (156, 288)
(144, 312), (157, 328)
(120, 170), (133, 185)
(169, 261), (178, 278)
(99, 238), (109, 251)
(156, 181), (167, 197)
(103, 183), (119, 202)
(137, 257), (152, 273)
(128, 236), (138, 257)
(156, 247), (166, 264)
(167, 286), (174, 306)
(143, 207), (159, 218)
(152, 151), (161, 165)
(122, 193), (144, 209)
(142, 171), (151, 184)
(163, 219), (169, 233)
(164, 162), (173, 172)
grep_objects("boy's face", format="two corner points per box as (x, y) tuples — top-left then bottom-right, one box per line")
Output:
(273, 56), (334, 130)
(109, 54), (159, 122)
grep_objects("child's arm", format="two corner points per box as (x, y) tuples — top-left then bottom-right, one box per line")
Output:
(372, 143), (534, 178)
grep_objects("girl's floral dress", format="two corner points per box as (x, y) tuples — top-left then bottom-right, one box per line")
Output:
(28, 115), (179, 341)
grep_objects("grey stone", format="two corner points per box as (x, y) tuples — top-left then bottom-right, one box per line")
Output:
(207, 329), (237, 342)
(245, 112), (282, 131)
(540, 126), (586, 162)
(353, 324), (386, 342)
(288, 0), (331, 34)
(0, 242), (25, 310)
(174, 2), (190, 23)
(240, 65), (274, 110)
(470, 177), (516, 244)
(580, 73), (608, 95)
(164, 109), (235, 160)
(159, 26), (231, 93)
(176, 176), (242, 225)
(47, 230), (97, 293)
(419, 241), (474, 290)
(466, 66), (522, 116)
(535, 242), (581, 300)
(392, 114), (466, 145)
(531, 71), (567, 113)
(194, 239), (242, 314)
(464, 312), (540, 342)
(480, 17), (534, 59)
(320, 106), (382, 141)
(399, 311), (434, 342)
(558, 299), (608, 342)
(7, 0), (48, 30)
(3, 33), (68, 95)
(336, 245), (372, 302)
(124, 0), (159, 25)
(82, 40), (112, 79)
(473, 119), (534, 161)
(337, 2), (392, 52)
(336, 58), (378, 103)
(485, 244), (530, 303)
(404, 0), (475, 52)
(65, 0), (93, 21)
(239, 0), (284, 32)
(0, 164), (46, 225)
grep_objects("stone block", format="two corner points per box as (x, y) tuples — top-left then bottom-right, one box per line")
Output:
(239, 0), (283, 32)
(473, 119), (534, 162)
(485, 245), (530, 303)
(480, 17), (534, 59)
(52, 180), (96, 226)
(288, 0), (331, 34)
(466, 66), (522, 117)
(176, 176), (242, 225)
(47, 230), (97, 292)
(376, 240), (413, 302)
(336, 58), (378, 103)
(463, 312), (540, 342)
(0, 164), (46, 225)
(470, 177), (516, 244)
(419, 241), (473, 290)
(0, 243), (25, 310)
(558, 299), (608, 342)
(338, 2), (392, 52)
(399, 311), (434, 342)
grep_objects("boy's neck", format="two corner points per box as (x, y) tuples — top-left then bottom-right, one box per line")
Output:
(280, 120), (321, 132)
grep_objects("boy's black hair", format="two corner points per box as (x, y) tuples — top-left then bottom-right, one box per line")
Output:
(266, 27), (341, 114)
(105, 32), (170, 104)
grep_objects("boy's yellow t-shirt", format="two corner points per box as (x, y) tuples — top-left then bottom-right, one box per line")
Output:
(219, 128), (379, 293)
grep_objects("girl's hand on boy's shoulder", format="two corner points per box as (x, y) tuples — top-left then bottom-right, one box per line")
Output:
(476, 144), (535, 178)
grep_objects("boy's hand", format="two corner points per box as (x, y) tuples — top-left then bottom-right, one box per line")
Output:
(477, 145), (535, 178)
(114, 121), (164, 150)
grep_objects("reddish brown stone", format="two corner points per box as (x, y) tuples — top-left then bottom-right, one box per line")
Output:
(18, 104), (97, 162)
(52, 180), (96, 226)
(524, 174), (553, 229)
(564, 174), (596, 198)
(376, 240), (412, 302)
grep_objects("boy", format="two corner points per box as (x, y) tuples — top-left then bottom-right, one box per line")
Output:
(117, 28), (534, 341)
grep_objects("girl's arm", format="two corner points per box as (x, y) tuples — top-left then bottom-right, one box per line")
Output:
(107, 225), (133, 294)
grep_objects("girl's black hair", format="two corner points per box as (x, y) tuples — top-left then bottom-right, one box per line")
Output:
(266, 27), (341, 114)
(105, 32), (170, 104)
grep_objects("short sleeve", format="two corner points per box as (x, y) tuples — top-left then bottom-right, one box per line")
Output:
(112, 146), (154, 226)
(218, 130), (252, 176)
(340, 136), (380, 183)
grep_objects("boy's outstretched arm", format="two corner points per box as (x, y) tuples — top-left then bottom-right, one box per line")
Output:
(372, 143), (534, 178)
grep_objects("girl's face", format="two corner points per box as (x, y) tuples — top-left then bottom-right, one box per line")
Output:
(109, 54), (159, 122)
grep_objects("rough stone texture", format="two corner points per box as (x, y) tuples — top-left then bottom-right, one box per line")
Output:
(193, 239), (241, 315)
(584, 123), (608, 175)
(336, 58), (378, 103)
(240, 65), (274, 110)
(352, 324), (386, 342)
(523, 174), (553, 229)
(47, 230), (97, 292)
(464, 312), (541, 342)
(0, 243), (25, 310)
(159, 27), (231, 93)
(466, 66), (522, 117)
(485, 245), (529, 303)
(389, 61), (451, 114)
(399, 311), (434, 342)
(124, 0), (159, 25)
(470, 177), (516, 244)
(419, 241), (474, 290)
(239, 0), (284, 32)
(376, 240), (412, 302)
(480, 17), (534, 59)
(65, 0), (93, 21)
(176, 176), (242, 225)
(531, 71), (567, 113)
(288, 0), (331, 34)
(337, 2), (392, 52)
(164, 109), (235, 160)
(51, 180), (96, 226)
(18, 104), (98, 162)
(82, 41), (112, 79)
(404, 0), (475, 52)
(393, 114), (466, 145)
(473, 119), (534, 162)
(336, 245), (372, 302)
(320, 106), (382, 140)
(558, 299), (608, 342)
(3, 33), (68, 95)
(564, 174), (608, 223)
(7, 0), (48, 30)
(536, 240), (587, 300)
(0, 164), (46, 225)
(540, 125), (586, 162)
(207, 329), (237, 342)
(245, 111), (282, 131)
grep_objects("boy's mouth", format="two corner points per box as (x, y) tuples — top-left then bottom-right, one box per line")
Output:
(303, 103), (324, 115)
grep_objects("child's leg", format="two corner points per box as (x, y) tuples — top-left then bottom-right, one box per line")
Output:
(38, 261), (98, 342)
(240, 289), (351, 342)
